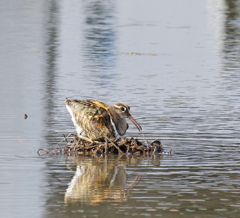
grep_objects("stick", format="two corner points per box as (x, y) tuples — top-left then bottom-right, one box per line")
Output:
(107, 139), (123, 155)
(57, 132), (74, 148)
(37, 149), (50, 156)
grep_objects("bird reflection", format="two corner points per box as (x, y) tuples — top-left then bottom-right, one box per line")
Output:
(64, 156), (142, 205)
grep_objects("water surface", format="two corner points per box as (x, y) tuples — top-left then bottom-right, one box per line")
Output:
(0, 0), (240, 217)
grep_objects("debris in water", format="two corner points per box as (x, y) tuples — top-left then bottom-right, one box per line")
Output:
(37, 134), (172, 156)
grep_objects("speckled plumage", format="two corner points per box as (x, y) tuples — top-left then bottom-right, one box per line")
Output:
(65, 99), (141, 142)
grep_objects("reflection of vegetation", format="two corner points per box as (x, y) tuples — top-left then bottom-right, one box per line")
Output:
(117, 52), (157, 56)
(223, 0), (240, 54)
(220, 0), (240, 87)
(82, 1), (116, 71)
(64, 155), (162, 205)
(43, 0), (61, 147)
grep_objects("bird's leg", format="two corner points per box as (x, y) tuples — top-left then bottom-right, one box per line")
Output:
(77, 133), (93, 143)
(105, 138), (108, 154)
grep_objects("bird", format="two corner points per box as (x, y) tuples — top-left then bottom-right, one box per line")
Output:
(65, 98), (142, 143)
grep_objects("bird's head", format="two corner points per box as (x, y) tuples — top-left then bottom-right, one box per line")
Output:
(109, 103), (142, 136)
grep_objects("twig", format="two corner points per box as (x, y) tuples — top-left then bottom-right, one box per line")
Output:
(37, 149), (50, 156)
(63, 134), (68, 142)
(107, 139), (124, 155)
(127, 175), (141, 191)
(83, 144), (100, 150)
(57, 132), (74, 148)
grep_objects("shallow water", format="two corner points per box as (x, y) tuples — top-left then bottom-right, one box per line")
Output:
(0, 0), (240, 217)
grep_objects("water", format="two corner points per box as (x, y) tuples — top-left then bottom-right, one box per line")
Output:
(0, 0), (240, 217)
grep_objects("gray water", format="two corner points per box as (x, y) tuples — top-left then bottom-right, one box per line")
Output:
(0, 0), (240, 217)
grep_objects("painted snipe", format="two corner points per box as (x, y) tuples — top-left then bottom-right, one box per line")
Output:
(65, 98), (142, 142)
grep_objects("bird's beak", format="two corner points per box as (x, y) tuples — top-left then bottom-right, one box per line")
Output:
(127, 114), (142, 131)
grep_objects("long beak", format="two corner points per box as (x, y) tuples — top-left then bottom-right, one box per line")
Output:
(128, 115), (142, 131)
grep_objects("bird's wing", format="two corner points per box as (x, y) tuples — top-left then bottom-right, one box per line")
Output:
(66, 100), (115, 140)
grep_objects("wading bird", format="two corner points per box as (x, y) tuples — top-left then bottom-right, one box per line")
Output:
(65, 98), (142, 144)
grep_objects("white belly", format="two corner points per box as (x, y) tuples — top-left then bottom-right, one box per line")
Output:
(66, 105), (83, 135)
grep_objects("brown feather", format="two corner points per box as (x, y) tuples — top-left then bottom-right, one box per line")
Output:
(65, 99), (141, 141)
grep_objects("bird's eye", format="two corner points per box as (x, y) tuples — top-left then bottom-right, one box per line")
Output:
(120, 106), (126, 112)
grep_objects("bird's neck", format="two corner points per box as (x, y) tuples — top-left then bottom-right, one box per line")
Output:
(108, 106), (128, 136)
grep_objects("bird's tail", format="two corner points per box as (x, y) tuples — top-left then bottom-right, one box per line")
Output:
(65, 98), (70, 105)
